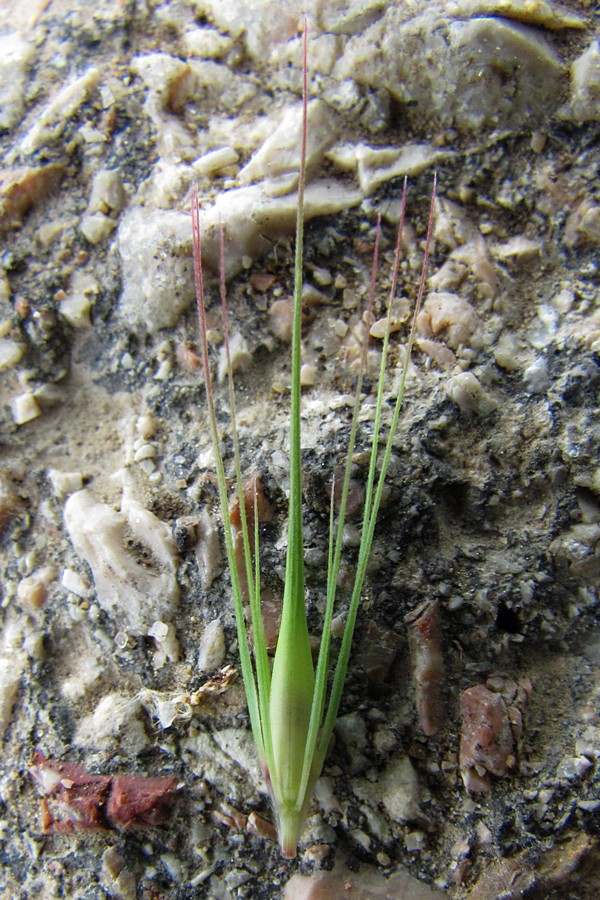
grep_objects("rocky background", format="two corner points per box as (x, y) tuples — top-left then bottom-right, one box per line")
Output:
(0, 0), (599, 897)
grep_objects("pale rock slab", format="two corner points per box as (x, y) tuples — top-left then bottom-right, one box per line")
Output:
(64, 489), (179, 639)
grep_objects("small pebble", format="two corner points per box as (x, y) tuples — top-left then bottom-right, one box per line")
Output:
(80, 213), (116, 244)
(148, 621), (169, 642)
(405, 830), (425, 852)
(59, 292), (91, 328)
(369, 315), (403, 339)
(11, 392), (41, 425)
(47, 469), (83, 498)
(300, 363), (316, 387)
(17, 566), (56, 608)
(61, 568), (88, 597)
(193, 146), (239, 176)
(269, 299), (294, 342)
(0, 339), (25, 370)
(197, 618), (226, 673)
(88, 168), (126, 214)
(445, 371), (498, 416)
(523, 357), (549, 393)
(218, 332), (251, 381)
(530, 131), (546, 153)
(134, 444), (157, 463)
(136, 415), (157, 439)
(557, 756), (593, 781)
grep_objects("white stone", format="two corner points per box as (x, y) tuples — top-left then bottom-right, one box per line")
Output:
(37, 218), (77, 247)
(64, 489), (180, 638)
(239, 100), (340, 186)
(523, 357), (549, 393)
(148, 620), (169, 642)
(130, 52), (190, 107)
(300, 363), (317, 387)
(59, 292), (91, 328)
(198, 178), (362, 279)
(74, 692), (149, 754)
(47, 469), (84, 497)
(197, 0), (306, 60)
(0, 339), (25, 370)
(194, 509), (223, 589)
(198, 618), (226, 673)
(34, 383), (67, 410)
(20, 67), (101, 155)
(119, 176), (361, 333)
(379, 756), (422, 822)
(133, 443), (157, 462)
(11, 392), (41, 425)
(61, 567), (88, 597)
(355, 141), (446, 195)
(0, 621), (29, 739)
(271, 31), (343, 76)
(445, 371), (498, 416)
(182, 26), (234, 59)
(563, 40), (600, 123)
(494, 332), (525, 371)
(155, 699), (178, 728)
(0, 32), (34, 130)
(193, 146), (239, 176)
(372, 754), (423, 825)
(492, 236), (542, 263)
(334, 9), (566, 132)
(405, 830), (425, 851)
(0, 649), (26, 739)
(87, 168), (126, 214)
(136, 414), (157, 439)
(80, 212), (116, 244)
(217, 332), (251, 382)
(424, 292), (480, 350)
(117, 207), (194, 332)
(557, 755), (593, 781)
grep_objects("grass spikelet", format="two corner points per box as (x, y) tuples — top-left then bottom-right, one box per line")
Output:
(191, 20), (436, 858)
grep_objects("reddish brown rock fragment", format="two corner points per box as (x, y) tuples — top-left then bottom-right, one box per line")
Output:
(246, 811), (277, 841)
(229, 473), (274, 602)
(212, 801), (248, 832)
(176, 342), (202, 372)
(30, 751), (178, 833)
(228, 473), (274, 532)
(332, 470), (364, 520)
(459, 685), (515, 794)
(260, 590), (283, 652)
(30, 751), (111, 833)
(0, 164), (65, 233)
(250, 272), (277, 292)
(106, 774), (178, 830)
(405, 599), (445, 736)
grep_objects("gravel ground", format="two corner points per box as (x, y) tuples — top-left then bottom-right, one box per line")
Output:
(1, 1), (599, 897)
